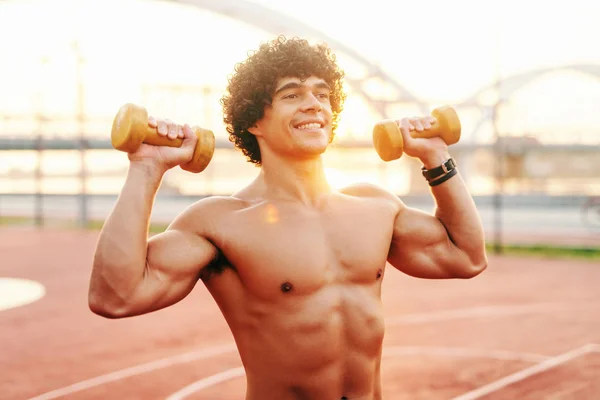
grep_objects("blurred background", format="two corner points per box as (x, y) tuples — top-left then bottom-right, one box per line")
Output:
(1, 0), (599, 250)
(1, 2), (599, 398)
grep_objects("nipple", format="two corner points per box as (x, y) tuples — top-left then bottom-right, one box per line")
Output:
(281, 281), (293, 293)
(376, 269), (383, 279)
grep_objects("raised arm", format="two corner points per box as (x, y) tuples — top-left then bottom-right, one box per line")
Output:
(387, 116), (488, 279)
(88, 120), (217, 318)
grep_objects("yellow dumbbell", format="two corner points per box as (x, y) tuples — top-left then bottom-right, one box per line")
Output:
(373, 105), (461, 161)
(111, 103), (215, 173)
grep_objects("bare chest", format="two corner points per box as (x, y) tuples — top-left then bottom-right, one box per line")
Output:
(212, 199), (396, 299)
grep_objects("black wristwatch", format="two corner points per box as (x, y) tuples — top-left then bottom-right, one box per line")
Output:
(421, 158), (456, 181)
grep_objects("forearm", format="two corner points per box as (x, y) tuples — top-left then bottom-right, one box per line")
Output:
(423, 154), (487, 267)
(90, 163), (164, 307)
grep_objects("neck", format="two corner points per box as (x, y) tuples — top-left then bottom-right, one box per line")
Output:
(258, 151), (331, 205)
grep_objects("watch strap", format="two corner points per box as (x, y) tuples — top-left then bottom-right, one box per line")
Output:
(421, 158), (456, 181)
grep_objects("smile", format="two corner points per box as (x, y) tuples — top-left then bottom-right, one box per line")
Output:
(296, 122), (323, 130)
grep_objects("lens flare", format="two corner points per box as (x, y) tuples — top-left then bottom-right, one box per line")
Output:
(266, 203), (279, 224)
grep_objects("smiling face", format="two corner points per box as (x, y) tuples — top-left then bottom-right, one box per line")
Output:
(249, 75), (334, 161)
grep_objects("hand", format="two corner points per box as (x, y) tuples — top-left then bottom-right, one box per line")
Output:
(396, 116), (450, 168)
(128, 116), (198, 173)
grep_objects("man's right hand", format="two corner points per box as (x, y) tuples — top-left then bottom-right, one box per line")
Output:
(127, 116), (198, 173)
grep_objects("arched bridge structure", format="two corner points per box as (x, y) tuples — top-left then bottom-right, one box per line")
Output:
(171, 0), (430, 116)
(456, 64), (600, 142)
(1, 0), (600, 149)
(170, 0), (600, 143)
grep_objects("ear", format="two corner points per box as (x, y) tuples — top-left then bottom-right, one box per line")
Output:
(247, 123), (262, 137)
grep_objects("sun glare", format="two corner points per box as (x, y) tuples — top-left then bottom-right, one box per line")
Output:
(325, 167), (360, 190)
(1, 0), (599, 197)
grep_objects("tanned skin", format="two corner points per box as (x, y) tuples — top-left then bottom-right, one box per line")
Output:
(89, 75), (487, 399)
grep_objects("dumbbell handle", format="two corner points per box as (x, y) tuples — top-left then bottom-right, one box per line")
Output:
(414, 107), (460, 143)
(410, 116), (448, 139)
(373, 106), (461, 162)
(111, 103), (215, 173)
(111, 104), (181, 152)
(133, 123), (185, 149)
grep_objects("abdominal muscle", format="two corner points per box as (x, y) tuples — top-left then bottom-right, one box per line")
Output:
(211, 280), (386, 400)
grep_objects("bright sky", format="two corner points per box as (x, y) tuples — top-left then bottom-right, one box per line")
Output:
(1, 0), (599, 144)
(0, 0), (599, 196)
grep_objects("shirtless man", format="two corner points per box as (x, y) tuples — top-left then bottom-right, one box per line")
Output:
(89, 36), (488, 399)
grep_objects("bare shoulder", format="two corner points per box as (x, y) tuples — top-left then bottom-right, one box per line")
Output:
(167, 195), (248, 234)
(339, 182), (402, 204)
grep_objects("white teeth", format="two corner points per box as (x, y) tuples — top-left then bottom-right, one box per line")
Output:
(297, 123), (321, 130)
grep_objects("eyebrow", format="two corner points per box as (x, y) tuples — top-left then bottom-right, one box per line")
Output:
(274, 81), (331, 95)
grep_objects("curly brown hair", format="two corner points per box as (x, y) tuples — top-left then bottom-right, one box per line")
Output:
(220, 35), (346, 166)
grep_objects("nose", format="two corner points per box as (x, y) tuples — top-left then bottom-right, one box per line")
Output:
(301, 92), (322, 113)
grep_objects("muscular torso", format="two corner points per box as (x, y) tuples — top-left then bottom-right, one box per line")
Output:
(199, 191), (399, 400)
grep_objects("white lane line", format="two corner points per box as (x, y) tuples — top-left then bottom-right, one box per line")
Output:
(27, 343), (237, 400)
(450, 344), (595, 400)
(386, 303), (567, 326)
(382, 346), (549, 363)
(163, 345), (550, 399)
(165, 367), (246, 400)
(27, 302), (584, 399)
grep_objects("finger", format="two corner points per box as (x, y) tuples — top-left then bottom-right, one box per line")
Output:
(412, 117), (424, 131)
(177, 125), (184, 139)
(182, 124), (198, 149)
(182, 124), (196, 142)
(396, 118), (413, 136)
(407, 118), (419, 131)
(167, 121), (178, 140)
(422, 118), (432, 130)
(157, 120), (168, 136)
(148, 116), (157, 128)
(162, 118), (175, 138)
(423, 116), (437, 129)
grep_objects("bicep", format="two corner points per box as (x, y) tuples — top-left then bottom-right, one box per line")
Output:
(388, 207), (471, 279)
(128, 228), (218, 315)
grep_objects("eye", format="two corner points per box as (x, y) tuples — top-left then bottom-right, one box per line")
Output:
(283, 93), (298, 99)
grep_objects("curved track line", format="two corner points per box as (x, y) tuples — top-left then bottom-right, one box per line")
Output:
(450, 344), (595, 400)
(27, 344), (237, 400)
(164, 345), (550, 399)
(165, 367), (246, 400)
(28, 302), (574, 400)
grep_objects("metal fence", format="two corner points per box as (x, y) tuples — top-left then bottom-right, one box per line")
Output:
(1, 49), (599, 251)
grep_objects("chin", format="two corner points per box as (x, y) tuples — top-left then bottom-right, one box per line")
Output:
(288, 128), (332, 156)
(299, 137), (330, 154)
